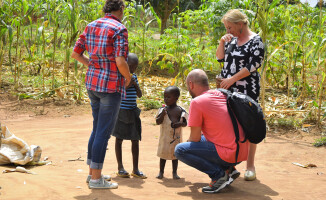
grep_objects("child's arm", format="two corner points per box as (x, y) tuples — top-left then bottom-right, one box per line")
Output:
(133, 79), (142, 98)
(129, 75), (142, 98)
(171, 118), (187, 128)
(181, 117), (187, 127)
(156, 108), (166, 125)
(171, 108), (188, 128)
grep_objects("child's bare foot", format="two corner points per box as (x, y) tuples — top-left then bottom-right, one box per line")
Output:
(156, 172), (164, 179)
(173, 172), (180, 179)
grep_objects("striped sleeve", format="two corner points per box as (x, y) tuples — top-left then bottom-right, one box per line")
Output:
(120, 74), (138, 109)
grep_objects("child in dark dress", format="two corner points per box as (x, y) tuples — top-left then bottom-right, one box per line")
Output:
(155, 86), (188, 179)
(112, 53), (146, 179)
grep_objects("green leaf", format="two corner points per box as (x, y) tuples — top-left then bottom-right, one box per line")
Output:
(145, 19), (156, 30)
(312, 101), (318, 108)
(166, 61), (173, 69)
(168, 67), (174, 74)
(268, 0), (281, 11)
(0, 27), (7, 38)
(149, 4), (161, 28)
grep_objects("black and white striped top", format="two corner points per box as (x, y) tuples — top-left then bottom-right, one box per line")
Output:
(120, 74), (139, 109)
(217, 34), (265, 102)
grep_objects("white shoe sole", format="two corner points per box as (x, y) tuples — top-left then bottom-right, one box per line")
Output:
(88, 182), (118, 189)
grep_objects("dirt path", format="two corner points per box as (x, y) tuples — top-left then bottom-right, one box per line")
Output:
(0, 103), (325, 200)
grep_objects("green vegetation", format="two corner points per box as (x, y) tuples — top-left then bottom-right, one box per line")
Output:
(0, 0), (325, 131)
(141, 98), (162, 110)
(313, 137), (326, 147)
(276, 117), (302, 129)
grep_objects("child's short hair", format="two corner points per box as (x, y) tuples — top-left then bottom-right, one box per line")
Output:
(128, 53), (138, 65)
(165, 86), (180, 98)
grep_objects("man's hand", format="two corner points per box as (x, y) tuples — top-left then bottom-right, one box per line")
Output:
(126, 76), (135, 89)
(125, 78), (131, 88)
(115, 56), (132, 87)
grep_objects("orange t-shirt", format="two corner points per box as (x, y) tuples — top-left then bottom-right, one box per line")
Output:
(188, 90), (249, 163)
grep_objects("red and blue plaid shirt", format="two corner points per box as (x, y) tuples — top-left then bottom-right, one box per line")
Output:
(73, 13), (129, 97)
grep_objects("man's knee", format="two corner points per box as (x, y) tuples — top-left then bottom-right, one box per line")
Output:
(174, 143), (186, 158)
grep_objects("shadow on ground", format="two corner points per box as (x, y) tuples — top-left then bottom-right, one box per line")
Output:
(74, 190), (133, 200)
(177, 178), (278, 200)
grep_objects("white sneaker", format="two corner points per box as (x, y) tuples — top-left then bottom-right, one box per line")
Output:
(88, 176), (118, 189)
(86, 175), (111, 183)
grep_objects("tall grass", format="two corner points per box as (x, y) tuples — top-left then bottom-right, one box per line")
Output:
(256, 0), (269, 113)
(0, 39), (3, 88)
(0, 0), (325, 125)
(316, 0), (326, 126)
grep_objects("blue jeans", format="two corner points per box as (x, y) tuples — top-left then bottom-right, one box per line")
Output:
(87, 90), (121, 169)
(174, 135), (238, 181)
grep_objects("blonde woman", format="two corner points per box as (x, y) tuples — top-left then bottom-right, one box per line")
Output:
(216, 9), (265, 181)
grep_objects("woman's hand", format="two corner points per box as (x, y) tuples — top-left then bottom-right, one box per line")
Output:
(216, 77), (224, 88)
(220, 77), (236, 89)
(216, 34), (233, 60)
(221, 34), (233, 43)
(220, 68), (251, 89)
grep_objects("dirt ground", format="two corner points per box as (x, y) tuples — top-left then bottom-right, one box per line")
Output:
(0, 95), (325, 200)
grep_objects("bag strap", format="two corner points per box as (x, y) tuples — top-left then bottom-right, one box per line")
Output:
(216, 89), (241, 163)
(225, 96), (240, 163)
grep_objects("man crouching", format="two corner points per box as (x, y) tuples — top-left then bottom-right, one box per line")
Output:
(174, 69), (249, 193)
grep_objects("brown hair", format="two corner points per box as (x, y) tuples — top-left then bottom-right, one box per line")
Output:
(103, 0), (125, 13)
(222, 9), (249, 25)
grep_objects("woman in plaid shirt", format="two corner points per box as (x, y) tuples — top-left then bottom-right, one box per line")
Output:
(71, 0), (131, 189)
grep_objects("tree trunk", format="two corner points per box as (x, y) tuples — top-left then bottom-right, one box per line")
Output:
(160, 15), (169, 35)
(151, 0), (178, 35)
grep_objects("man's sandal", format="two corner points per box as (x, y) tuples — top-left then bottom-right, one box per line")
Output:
(131, 170), (147, 179)
(116, 169), (130, 178)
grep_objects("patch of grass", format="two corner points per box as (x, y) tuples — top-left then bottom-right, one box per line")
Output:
(141, 98), (162, 110)
(276, 117), (302, 129)
(18, 93), (34, 100)
(313, 137), (326, 147)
